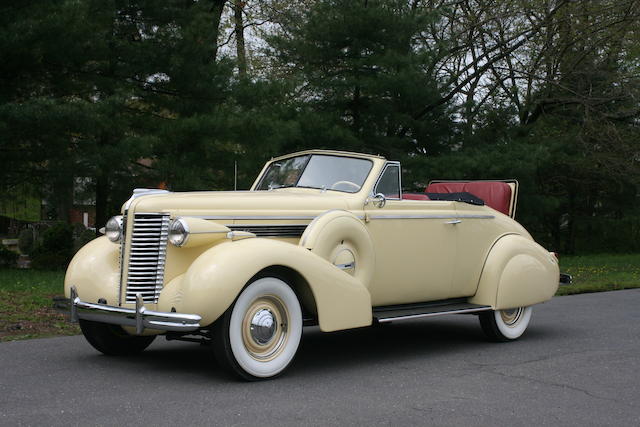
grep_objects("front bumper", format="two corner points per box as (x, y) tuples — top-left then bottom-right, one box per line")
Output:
(69, 286), (202, 334)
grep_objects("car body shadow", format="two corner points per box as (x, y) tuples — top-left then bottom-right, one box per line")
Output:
(75, 314), (559, 382)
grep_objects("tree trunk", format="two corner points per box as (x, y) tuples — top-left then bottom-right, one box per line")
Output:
(234, 0), (247, 78)
(210, 0), (228, 61)
(52, 173), (73, 223)
(95, 173), (109, 236)
(352, 85), (361, 136)
(565, 191), (576, 254)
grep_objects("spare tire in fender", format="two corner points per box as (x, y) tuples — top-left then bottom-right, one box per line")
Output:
(300, 210), (375, 288)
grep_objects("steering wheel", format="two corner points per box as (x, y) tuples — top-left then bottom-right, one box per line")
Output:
(330, 180), (361, 191)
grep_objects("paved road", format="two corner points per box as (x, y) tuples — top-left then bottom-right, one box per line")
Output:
(1, 290), (639, 426)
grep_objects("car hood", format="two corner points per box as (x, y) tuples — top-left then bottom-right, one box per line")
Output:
(125, 189), (359, 219)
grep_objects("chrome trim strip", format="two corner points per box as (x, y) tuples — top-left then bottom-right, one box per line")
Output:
(377, 306), (492, 323)
(190, 215), (318, 220)
(188, 230), (229, 235)
(226, 230), (256, 240)
(123, 188), (170, 211)
(70, 286), (201, 333)
(335, 262), (355, 270)
(117, 214), (127, 306)
(230, 223), (309, 227)
(369, 214), (495, 220)
(187, 214), (366, 222)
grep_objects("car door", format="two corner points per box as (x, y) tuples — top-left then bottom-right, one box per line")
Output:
(364, 162), (459, 306)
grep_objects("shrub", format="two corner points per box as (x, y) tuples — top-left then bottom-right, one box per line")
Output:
(0, 245), (19, 267)
(18, 228), (34, 254)
(71, 222), (86, 239)
(74, 228), (96, 253)
(31, 222), (74, 270)
(30, 252), (71, 270)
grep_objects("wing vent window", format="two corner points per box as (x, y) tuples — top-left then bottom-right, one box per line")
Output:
(374, 164), (401, 199)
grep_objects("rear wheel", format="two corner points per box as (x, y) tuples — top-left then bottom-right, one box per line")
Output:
(79, 319), (156, 355)
(479, 306), (532, 342)
(212, 277), (303, 380)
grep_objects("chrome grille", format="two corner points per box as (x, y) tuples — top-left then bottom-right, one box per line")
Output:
(125, 213), (170, 304)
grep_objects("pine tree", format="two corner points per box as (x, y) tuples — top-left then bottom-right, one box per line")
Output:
(267, 0), (455, 161)
(0, 1), (237, 227)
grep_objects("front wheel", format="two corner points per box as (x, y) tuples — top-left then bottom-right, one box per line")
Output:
(479, 306), (532, 342)
(79, 319), (156, 355)
(212, 277), (303, 380)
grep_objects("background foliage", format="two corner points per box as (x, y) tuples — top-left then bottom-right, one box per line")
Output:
(1, 0), (639, 254)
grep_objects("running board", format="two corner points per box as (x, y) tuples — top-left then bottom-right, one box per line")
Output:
(373, 299), (492, 323)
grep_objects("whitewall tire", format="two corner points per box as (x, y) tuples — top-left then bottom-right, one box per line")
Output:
(479, 306), (532, 342)
(213, 277), (303, 380)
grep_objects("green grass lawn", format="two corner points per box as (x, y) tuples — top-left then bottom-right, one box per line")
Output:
(557, 253), (640, 296)
(0, 253), (638, 342)
(0, 269), (78, 342)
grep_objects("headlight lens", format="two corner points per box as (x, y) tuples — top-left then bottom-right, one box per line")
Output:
(105, 216), (123, 243)
(168, 218), (189, 247)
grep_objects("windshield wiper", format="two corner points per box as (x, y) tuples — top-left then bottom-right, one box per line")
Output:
(268, 184), (297, 190)
(268, 184), (326, 191)
(296, 185), (324, 190)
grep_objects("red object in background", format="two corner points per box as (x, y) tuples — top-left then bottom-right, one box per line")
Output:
(69, 207), (96, 229)
(402, 193), (430, 200)
(425, 181), (512, 215)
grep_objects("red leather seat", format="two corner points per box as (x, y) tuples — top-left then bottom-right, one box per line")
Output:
(425, 182), (512, 215)
(402, 193), (430, 201)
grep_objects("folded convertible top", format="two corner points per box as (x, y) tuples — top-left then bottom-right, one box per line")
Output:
(425, 192), (485, 206)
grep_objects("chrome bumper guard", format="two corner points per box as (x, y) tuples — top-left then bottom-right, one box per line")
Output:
(69, 286), (201, 334)
(560, 273), (573, 285)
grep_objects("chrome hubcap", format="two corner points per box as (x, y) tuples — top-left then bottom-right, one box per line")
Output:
(250, 309), (277, 345)
(241, 295), (289, 361)
(500, 307), (524, 326)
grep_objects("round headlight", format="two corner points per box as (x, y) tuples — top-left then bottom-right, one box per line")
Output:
(105, 216), (123, 243)
(168, 218), (189, 247)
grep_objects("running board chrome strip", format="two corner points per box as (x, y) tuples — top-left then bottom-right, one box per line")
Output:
(374, 304), (492, 323)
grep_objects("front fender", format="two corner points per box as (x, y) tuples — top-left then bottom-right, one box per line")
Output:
(169, 238), (372, 332)
(64, 236), (120, 304)
(469, 234), (559, 309)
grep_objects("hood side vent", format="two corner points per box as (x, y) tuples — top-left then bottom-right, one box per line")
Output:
(227, 224), (307, 238)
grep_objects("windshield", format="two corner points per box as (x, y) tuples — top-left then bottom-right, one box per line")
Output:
(256, 154), (373, 193)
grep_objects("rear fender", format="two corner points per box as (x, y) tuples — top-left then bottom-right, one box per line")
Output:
(469, 234), (559, 309)
(167, 238), (372, 332)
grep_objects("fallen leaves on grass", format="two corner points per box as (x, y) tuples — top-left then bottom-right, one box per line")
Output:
(0, 291), (79, 342)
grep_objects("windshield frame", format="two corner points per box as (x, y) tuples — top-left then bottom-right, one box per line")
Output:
(254, 154), (374, 194)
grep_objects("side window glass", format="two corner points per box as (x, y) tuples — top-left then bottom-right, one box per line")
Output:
(375, 165), (400, 198)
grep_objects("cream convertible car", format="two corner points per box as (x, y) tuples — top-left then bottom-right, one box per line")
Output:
(66, 150), (561, 380)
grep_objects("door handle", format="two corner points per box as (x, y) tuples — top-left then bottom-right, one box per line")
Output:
(445, 219), (461, 224)
(367, 193), (386, 208)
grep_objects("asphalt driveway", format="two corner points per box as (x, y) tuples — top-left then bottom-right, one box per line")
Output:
(1, 290), (639, 426)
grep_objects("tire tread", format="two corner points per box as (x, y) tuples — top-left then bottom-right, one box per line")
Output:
(79, 319), (156, 356)
(479, 312), (510, 342)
